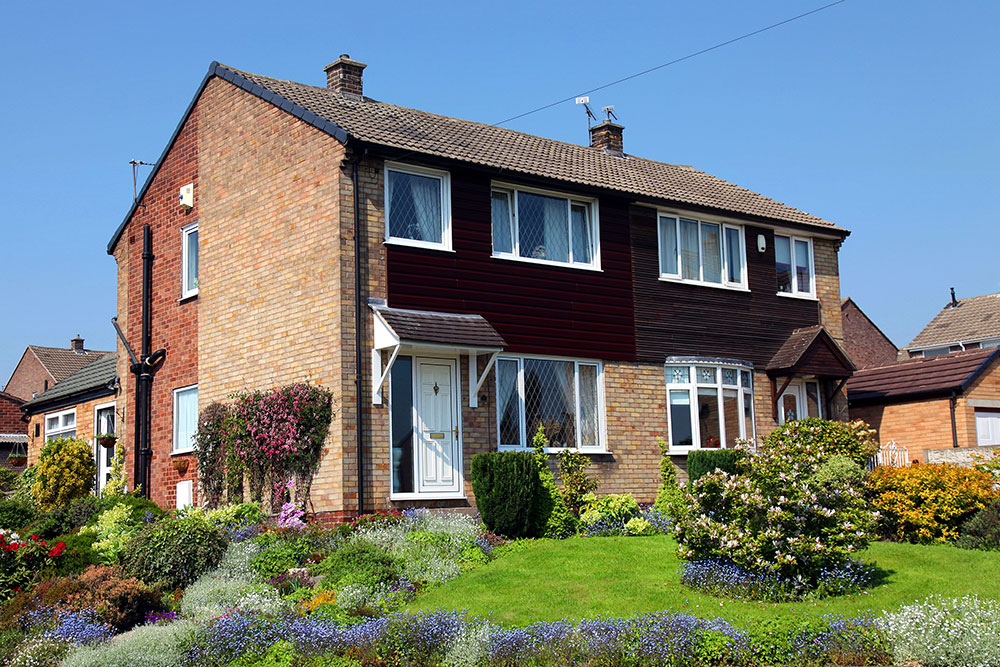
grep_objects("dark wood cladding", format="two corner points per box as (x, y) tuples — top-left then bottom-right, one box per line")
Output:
(631, 206), (820, 367)
(387, 171), (636, 361)
(795, 339), (851, 377)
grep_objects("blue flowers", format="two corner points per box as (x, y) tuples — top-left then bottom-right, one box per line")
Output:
(25, 606), (115, 645)
(681, 557), (876, 601)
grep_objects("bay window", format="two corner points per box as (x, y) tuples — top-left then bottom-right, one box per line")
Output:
(658, 214), (746, 288)
(491, 185), (598, 268)
(665, 360), (755, 451)
(385, 162), (452, 250)
(496, 356), (604, 450)
(775, 234), (814, 297)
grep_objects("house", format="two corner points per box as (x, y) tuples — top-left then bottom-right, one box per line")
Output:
(840, 297), (898, 369)
(4, 337), (112, 401)
(0, 391), (27, 471)
(21, 354), (121, 494)
(847, 347), (1000, 463)
(905, 290), (1000, 357)
(106, 56), (854, 517)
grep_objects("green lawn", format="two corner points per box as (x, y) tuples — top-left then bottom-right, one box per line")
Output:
(408, 536), (1000, 627)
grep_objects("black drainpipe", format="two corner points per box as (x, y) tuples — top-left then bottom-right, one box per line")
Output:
(950, 390), (959, 448)
(352, 147), (369, 517)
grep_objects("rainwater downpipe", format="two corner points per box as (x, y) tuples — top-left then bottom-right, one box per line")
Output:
(950, 390), (959, 449)
(352, 147), (369, 517)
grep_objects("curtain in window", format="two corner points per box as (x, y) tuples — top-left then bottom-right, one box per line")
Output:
(497, 359), (521, 446)
(186, 229), (199, 292)
(491, 191), (513, 254)
(174, 388), (198, 451)
(659, 216), (678, 275)
(570, 204), (592, 264)
(725, 227), (742, 283)
(679, 219), (700, 280)
(578, 364), (600, 448)
(775, 236), (792, 292)
(524, 359), (576, 447)
(795, 240), (811, 293)
(388, 170), (442, 243)
(701, 223), (722, 283)
(518, 192), (569, 262)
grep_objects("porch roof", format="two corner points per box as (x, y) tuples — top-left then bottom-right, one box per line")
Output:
(371, 304), (506, 350)
(765, 325), (855, 379)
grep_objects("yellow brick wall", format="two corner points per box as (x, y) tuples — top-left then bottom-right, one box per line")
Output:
(814, 238), (844, 344)
(26, 394), (121, 466)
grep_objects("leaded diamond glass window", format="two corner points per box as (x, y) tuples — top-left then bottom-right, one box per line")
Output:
(491, 186), (598, 267)
(386, 164), (449, 248)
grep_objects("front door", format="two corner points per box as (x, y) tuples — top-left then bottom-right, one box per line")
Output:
(94, 404), (116, 494)
(415, 358), (461, 494)
(778, 380), (823, 423)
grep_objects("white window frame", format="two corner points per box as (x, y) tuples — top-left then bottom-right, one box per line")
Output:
(490, 182), (601, 270)
(664, 360), (755, 453)
(495, 355), (606, 452)
(172, 384), (198, 454)
(777, 379), (824, 424)
(44, 408), (77, 441)
(181, 221), (199, 299)
(775, 233), (816, 299)
(976, 409), (1000, 447)
(656, 212), (748, 290)
(384, 162), (453, 251)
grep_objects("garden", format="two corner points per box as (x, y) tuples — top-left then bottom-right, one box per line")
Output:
(1, 384), (999, 666)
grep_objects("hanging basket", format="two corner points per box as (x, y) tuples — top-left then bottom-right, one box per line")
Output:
(7, 455), (26, 467)
(97, 435), (117, 449)
(171, 458), (190, 475)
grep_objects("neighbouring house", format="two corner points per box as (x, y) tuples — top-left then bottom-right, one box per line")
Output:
(4, 336), (112, 401)
(0, 391), (27, 471)
(21, 354), (122, 494)
(840, 297), (898, 369)
(905, 290), (1000, 358)
(106, 56), (854, 517)
(848, 347), (1000, 463)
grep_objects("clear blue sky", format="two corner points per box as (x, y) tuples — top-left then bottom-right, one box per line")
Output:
(2, 0), (998, 381)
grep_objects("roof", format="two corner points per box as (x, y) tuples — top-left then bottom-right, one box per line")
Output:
(372, 305), (506, 349)
(109, 61), (847, 254)
(22, 354), (117, 412)
(847, 347), (1000, 405)
(28, 345), (113, 383)
(0, 391), (23, 406)
(766, 325), (855, 377)
(0, 434), (27, 444)
(908, 292), (1000, 349)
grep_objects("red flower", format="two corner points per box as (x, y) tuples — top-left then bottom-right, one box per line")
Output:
(48, 542), (66, 557)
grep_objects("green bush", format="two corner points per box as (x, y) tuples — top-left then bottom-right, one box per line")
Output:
(248, 529), (330, 579)
(956, 499), (1000, 551)
(579, 493), (641, 527)
(470, 450), (540, 538)
(555, 447), (598, 515)
(95, 493), (165, 523)
(0, 497), (37, 531)
(764, 418), (878, 467)
(530, 428), (578, 539)
(314, 541), (402, 590)
(31, 496), (100, 539)
(121, 516), (227, 591)
(44, 532), (100, 577)
(61, 619), (198, 667)
(810, 455), (865, 491)
(686, 449), (745, 485)
(83, 503), (142, 563)
(654, 438), (686, 521)
(0, 468), (19, 493)
(31, 438), (97, 511)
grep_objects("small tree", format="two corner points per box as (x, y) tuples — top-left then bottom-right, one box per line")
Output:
(654, 437), (686, 521)
(32, 438), (97, 511)
(555, 447), (598, 515)
(103, 445), (127, 497)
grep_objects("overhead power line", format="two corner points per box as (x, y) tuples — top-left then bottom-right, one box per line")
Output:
(493, 0), (848, 127)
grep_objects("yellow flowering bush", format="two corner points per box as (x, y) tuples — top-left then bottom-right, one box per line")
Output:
(31, 438), (97, 511)
(869, 463), (997, 543)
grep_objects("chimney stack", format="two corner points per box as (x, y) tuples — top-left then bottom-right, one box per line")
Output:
(589, 120), (625, 157)
(950, 287), (959, 308)
(71, 335), (85, 353)
(324, 54), (367, 99)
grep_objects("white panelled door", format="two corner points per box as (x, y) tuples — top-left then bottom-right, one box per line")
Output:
(415, 358), (461, 494)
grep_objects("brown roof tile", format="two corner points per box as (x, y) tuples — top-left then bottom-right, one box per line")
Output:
(223, 65), (844, 233)
(28, 345), (113, 383)
(373, 306), (506, 349)
(846, 347), (999, 404)
(908, 292), (1000, 349)
(766, 325), (854, 376)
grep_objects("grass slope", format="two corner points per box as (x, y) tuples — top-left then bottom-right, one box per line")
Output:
(409, 536), (1000, 627)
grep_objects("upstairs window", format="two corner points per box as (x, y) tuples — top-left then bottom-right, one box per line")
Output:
(491, 185), (598, 268)
(385, 163), (452, 250)
(775, 234), (814, 297)
(181, 222), (199, 298)
(658, 214), (746, 288)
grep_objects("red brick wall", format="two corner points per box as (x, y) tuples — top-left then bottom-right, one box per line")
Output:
(0, 392), (25, 435)
(4, 350), (55, 402)
(114, 102), (200, 510)
(841, 299), (898, 369)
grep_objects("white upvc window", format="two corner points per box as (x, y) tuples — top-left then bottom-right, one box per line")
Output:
(657, 214), (747, 289)
(976, 409), (1000, 446)
(664, 361), (755, 452)
(181, 222), (199, 298)
(172, 385), (198, 453)
(491, 184), (600, 269)
(44, 408), (76, 441)
(496, 356), (605, 451)
(384, 162), (452, 250)
(775, 234), (815, 297)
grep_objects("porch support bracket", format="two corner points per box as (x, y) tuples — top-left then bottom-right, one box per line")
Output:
(771, 375), (795, 420)
(372, 344), (400, 405)
(468, 351), (499, 407)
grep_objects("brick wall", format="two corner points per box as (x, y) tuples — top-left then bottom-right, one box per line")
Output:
(113, 99), (200, 509)
(4, 351), (55, 402)
(25, 392), (118, 465)
(0, 393), (25, 436)
(813, 238), (844, 344)
(841, 299), (898, 369)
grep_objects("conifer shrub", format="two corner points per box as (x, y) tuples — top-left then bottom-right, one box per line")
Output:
(956, 499), (1000, 551)
(687, 449), (745, 485)
(654, 438), (686, 521)
(470, 451), (540, 538)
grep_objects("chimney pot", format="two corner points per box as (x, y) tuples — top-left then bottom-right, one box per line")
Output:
(71, 335), (85, 353)
(324, 55), (367, 99)
(589, 120), (625, 157)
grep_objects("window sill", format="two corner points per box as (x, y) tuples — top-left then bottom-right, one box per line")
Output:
(384, 239), (455, 253)
(171, 448), (196, 456)
(178, 292), (199, 304)
(658, 276), (749, 292)
(499, 446), (610, 455)
(389, 492), (467, 501)
(776, 292), (818, 301)
(491, 254), (602, 272)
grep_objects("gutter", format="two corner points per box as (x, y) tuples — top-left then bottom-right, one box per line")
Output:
(950, 390), (959, 449)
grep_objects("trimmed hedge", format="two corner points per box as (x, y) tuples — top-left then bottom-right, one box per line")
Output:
(687, 449), (745, 485)
(470, 451), (541, 538)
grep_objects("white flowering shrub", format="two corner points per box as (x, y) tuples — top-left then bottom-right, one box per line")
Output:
(675, 422), (877, 587)
(181, 541), (288, 619)
(885, 595), (1000, 667)
(61, 620), (198, 667)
